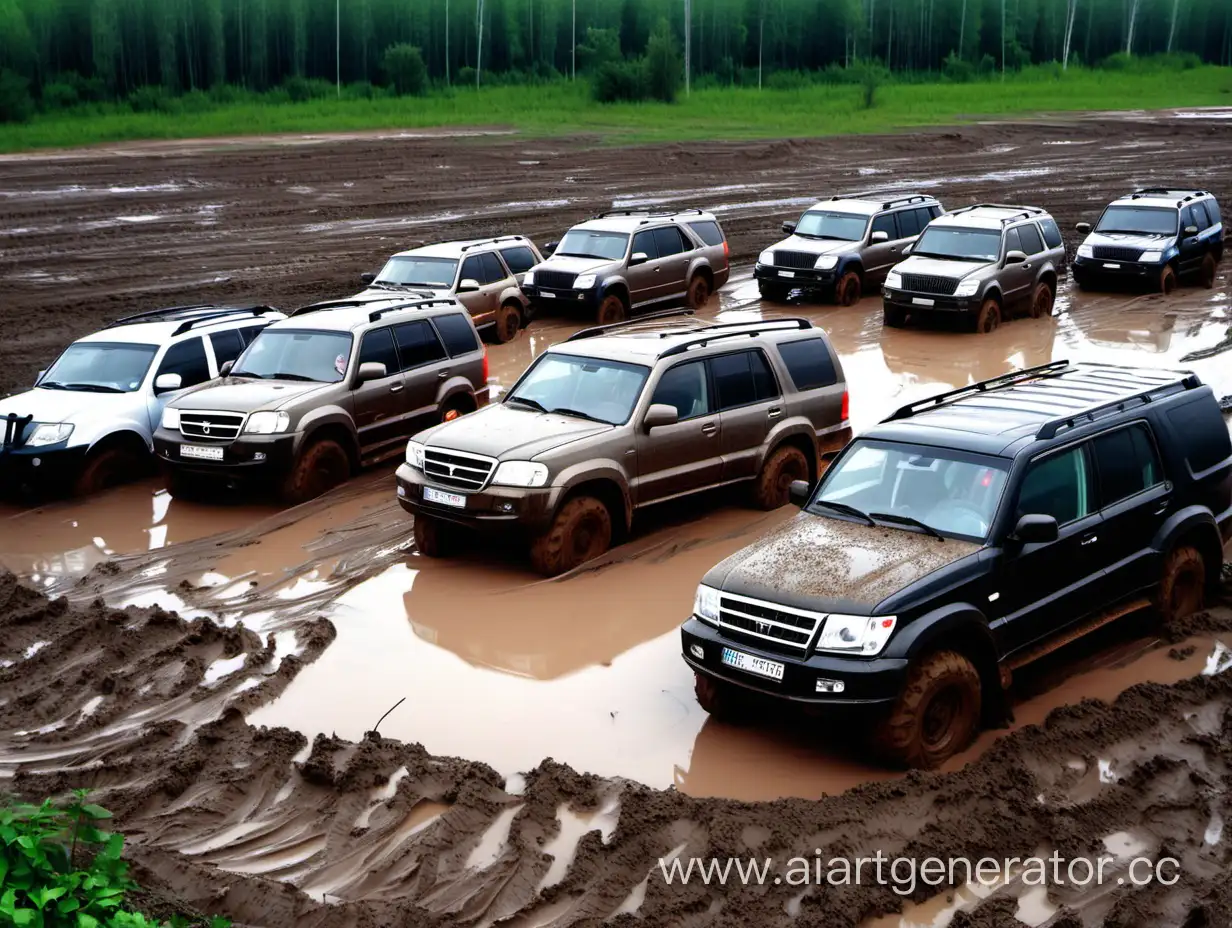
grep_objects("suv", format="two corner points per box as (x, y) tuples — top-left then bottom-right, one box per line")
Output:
(882, 204), (1067, 334)
(522, 209), (731, 325)
(1073, 188), (1224, 294)
(0, 304), (284, 497)
(154, 296), (489, 504)
(682, 361), (1232, 769)
(395, 311), (851, 576)
(357, 236), (543, 344)
(755, 192), (945, 306)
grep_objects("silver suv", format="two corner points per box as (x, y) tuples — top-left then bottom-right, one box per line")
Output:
(756, 192), (945, 305)
(882, 204), (1067, 334)
(357, 236), (543, 344)
(522, 209), (731, 325)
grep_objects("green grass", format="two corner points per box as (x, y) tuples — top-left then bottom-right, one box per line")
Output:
(2, 65), (1229, 153)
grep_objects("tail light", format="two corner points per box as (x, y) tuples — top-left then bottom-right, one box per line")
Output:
(841, 390), (850, 422)
(482, 348), (490, 382)
(722, 239), (730, 258)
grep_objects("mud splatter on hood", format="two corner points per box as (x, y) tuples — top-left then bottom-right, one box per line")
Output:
(705, 511), (982, 612)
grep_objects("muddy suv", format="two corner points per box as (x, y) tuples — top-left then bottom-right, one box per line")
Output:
(683, 361), (1232, 769)
(522, 210), (731, 325)
(357, 236), (542, 343)
(396, 311), (851, 576)
(882, 204), (1066, 334)
(1073, 188), (1224, 294)
(755, 192), (944, 305)
(154, 296), (489, 504)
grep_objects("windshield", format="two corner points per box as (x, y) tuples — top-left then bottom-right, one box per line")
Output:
(555, 230), (630, 261)
(811, 440), (1010, 540)
(231, 329), (353, 383)
(1095, 206), (1178, 236)
(40, 342), (158, 393)
(795, 210), (867, 241)
(374, 255), (458, 288)
(505, 353), (650, 425)
(913, 226), (1003, 262)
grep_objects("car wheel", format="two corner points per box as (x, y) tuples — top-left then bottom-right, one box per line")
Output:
(883, 305), (908, 328)
(872, 650), (982, 769)
(835, 270), (863, 307)
(596, 294), (626, 326)
(493, 301), (522, 343)
(974, 298), (1001, 334)
(758, 282), (790, 302)
(694, 673), (749, 723)
(1160, 264), (1178, 295)
(413, 513), (459, 558)
(1200, 254), (1218, 289)
(530, 495), (613, 577)
(1030, 282), (1055, 319)
(752, 444), (810, 511)
(1155, 545), (1205, 624)
(279, 438), (350, 506)
(73, 445), (145, 496)
(686, 274), (712, 309)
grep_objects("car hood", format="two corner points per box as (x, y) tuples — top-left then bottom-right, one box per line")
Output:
(1081, 231), (1174, 251)
(770, 236), (859, 257)
(168, 378), (334, 414)
(0, 388), (141, 426)
(535, 255), (614, 276)
(893, 255), (991, 279)
(418, 403), (613, 460)
(704, 511), (982, 613)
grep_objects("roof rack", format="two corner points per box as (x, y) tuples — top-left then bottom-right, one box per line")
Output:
(883, 361), (1072, 422)
(291, 292), (437, 317)
(947, 203), (1045, 225)
(170, 306), (280, 336)
(1035, 371), (1200, 440)
(592, 208), (705, 220)
(368, 299), (458, 322)
(458, 234), (528, 252)
(829, 190), (933, 210)
(566, 308), (696, 342)
(658, 318), (812, 358)
(104, 304), (219, 329)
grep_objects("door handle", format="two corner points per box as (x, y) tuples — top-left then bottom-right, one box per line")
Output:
(438, 370), (450, 379)
(1022, 263), (1032, 270)
(389, 383), (404, 393)
(1080, 534), (1098, 546)
(768, 407), (783, 419)
(890, 247), (898, 252)
(1153, 500), (1170, 515)
(701, 423), (718, 436)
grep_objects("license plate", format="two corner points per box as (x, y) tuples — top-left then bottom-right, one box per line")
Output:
(721, 647), (785, 681)
(180, 444), (223, 461)
(778, 270), (796, 278)
(540, 291), (556, 298)
(424, 486), (467, 508)
(1103, 263), (1121, 270)
(912, 297), (935, 307)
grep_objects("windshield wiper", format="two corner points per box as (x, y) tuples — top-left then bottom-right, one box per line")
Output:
(557, 252), (607, 260)
(506, 395), (548, 413)
(869, 511), (946, 541)
(549, 407), (609, 423)
(37, 381), (123, 393)
(269, 372), (318, 382)
(811, 499), (875, 526)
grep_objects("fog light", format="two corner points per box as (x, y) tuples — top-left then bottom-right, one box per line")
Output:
(816, 678), (845, 694)
(253, 452), (266, 462)
(397, 485), (406, 498)
(498, 501), (515, 512)
(31, 457), (41, 467)
(689, 643), (704, 660)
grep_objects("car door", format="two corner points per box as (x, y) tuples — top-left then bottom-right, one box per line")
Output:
(627, 229), (662, 306)
(863, 212), (899, 280)
(1000, 226), (1034, 311)
(146, 337), (211, 430)
(350, 326), (407, 456)
(876, 208), (920, 285)
(652, 225), (693, 300)
(479, 251), (513, 313)
(499, 244), (540, 286)
(456, 255), (497, 321)
(1178, 204), (1206, 274)
(392, 319), (451, 430)
(208, 329), (246, 373)
(711, 349), (783, 481)
(1015, 222), (1048, 303)
(634, 359), (722, 504)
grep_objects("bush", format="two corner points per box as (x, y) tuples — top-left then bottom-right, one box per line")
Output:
(343, 80), (385, 100)
(942, 52), (975, 83)
(281, 75), (334, 102)
(50, 71), (108, 103)
(592, 59), (647, 103)
(456, 66), (477, 86)
(856, 59), (890, 109)
(765, 69), (810, 91)
(0, 68), (35, 123)
(208, 83), (249, 104)
(382, 43), (428, 96)
(1100, 51), (1134, 71)
(40, 80), (80, 110)
(127, 85), (176, 113)
(644, 18), (681, 103)
(576, 27), (622, 73)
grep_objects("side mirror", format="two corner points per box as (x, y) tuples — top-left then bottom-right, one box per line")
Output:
(1004, 250), (1028, 265)
(219, 360), (235, 377)
(629, 252), (650, 267)
(1075, 222), (1091, 234)
(871, 230), (889, 243)
(789, 480), (811, 509)
(543, 241), (558, 255)
(1185, 225), (1199, 236)
(902, 243), (914, 255)
(360, 271), (376, 285)
(457, 278), (481, 293)
(356, 361), (387, 384)
(781, 221), (797, 235)
(1010, 513), (1058, 545)
(642, 403), (679, 432)
(153, 373), (182, 393)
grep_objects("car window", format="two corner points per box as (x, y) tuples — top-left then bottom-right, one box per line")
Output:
(480, 251), (508, 283)
(233, 330), (353, 383)
(895, 209), (922, 238)
(1016, 446), (1093, 525)
(651, 361), (710, 420)
(500, 245), (537, 274)
(1166, 400), (1232, 473)
(1017, 223), (1045, 255)
(1092, 424), (1162, 508)
(775, 338), (838, 390)
(1039, 217), (1063, 249)
(459, 255), (484, 286)
(916, 207), (935, 232)
(393, 320), (447, 368)
(209, 329), (245, 367)
(1004, 227), (1023, 255)
(1181, 206), (1198, 232)
(432, 313), (479, 357)
(1191, 202), (1211, 230)
(929, 205), (943, 219)
(238, 324), (267, 345)
(507, 354), (649, 425)
(157, 337), (211, 388)
(749, 350), (779, 401)
(632, 229), (659, 261)
(357, 327), (401, 377)
(1205, 199), (1222, 226)
(710, 351), (764, 410)
(871, 213), (898, 240)
(40, 342), (158, 393)
(376, 255), (460, 288)
(653, 226), (689, 257)
(687, 220), (725, 247)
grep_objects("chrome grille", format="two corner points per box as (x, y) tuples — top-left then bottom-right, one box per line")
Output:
(900, 273), (959, 295)
(534, 270), (578, 290)
(772, 250), (820, 270)
(423, 448), (496, 491)
(179, 411), (245, 441)
(1092, 245), (1143, 262)
(717, 593), (824, 653)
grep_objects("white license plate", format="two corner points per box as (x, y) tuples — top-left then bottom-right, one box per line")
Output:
(778, 270), (796, 278)
(1103, 263), (1121, 270)
(540, 291), (556, 298)
(423, 486), (467, 508)
(180, 444), (223, 461)
(721, 647), (785, 681)
(912, 297), (935, 307)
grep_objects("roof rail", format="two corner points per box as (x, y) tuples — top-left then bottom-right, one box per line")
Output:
(566, 308), (696, 342)
(1035, 372), (1200, 440)
(1130, 187), (1206, 197)
(947, 203), (1044, 225)
(881, 194), (934, 210)
(368, 298), (458, 322)
(829, 190), (933, 209)
(658, 318), (812, 358)
(882, 361), (1072, 422)
(104, 304), (219, 329)
(592, 207), (705, 220)
(170, 306), (280, 336)
(291, 292), (436, 317)
(459, 234), (527, 252)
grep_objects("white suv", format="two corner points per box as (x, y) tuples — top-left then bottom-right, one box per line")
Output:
(0, 304), (285, 496)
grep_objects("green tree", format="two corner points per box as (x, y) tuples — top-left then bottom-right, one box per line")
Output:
(382, 42), (428, 94)
(0, 66), (34, 120)
(644, 16), (681, 101)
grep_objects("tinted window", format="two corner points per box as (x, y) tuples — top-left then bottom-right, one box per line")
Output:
(653, 226), (688, 257)
(895, 209), (922, 238)
(1192, 202), (1211, 230)
(1017, 446), (1093, 525)
(916, 207), (935, 232)
(651, 361), (710, 420)
(210, 329), (245, 367)
(1092, 424), (1162, 507)
(688, 220), (725, 247)
(480, 251), (508, 283)
(1004, 227), (1022, 255)
(749, 350), (779, 401)
(1039, 217), (1063, 249)
(929, 205), (943, 219)
(1181, 206), (1198, 232)
(357, 327), (401, 377)
(1017, 223), (1045, 255)
(1096, 206), (1178, 236)
(500, 246), (537, 274)
(433, 313), (479, 357)
(238, 324), (267, 345)
(1206, 199), (1222, 226)
(41, 342), (157, 393)
(459, 256), (485, 286)
(509, 354), (649, 425)
(393, 320), (447, 368)
(1167, 400), (1232, 473)
(632, 229), (659, 260)
(157, 337), (210, 388)
(775, 338), (838, 390)
(711, 352), (761, 410)
(871, 213), (898, 240)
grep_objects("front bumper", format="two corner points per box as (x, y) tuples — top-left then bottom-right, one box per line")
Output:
(681, 618), (908, 706)
(882, 289), (978, 314)
(755, 263), (837, 290)
(153, 428), (299, 478)
(0, 444), (89, 491)
(1072, 256), (1160, 284)
(524, 284), (601, 311)
(395, 462), (559, 530)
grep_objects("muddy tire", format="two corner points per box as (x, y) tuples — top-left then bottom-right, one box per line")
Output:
(686, 274), (712, 310)
(835, 270), (862, 307)
(759, 281), (790, 302)
(752, 444), (810, 511)
(1029, 282), (1055, 319)
(973, 298), (1001, 334)
(73, 445), (145, 496)
(493, 301), (522, 343)
(1154, 545), (1205, 624)
(883, 305), (908, 328)
(694, 673), (748, 723)
(413, 513), (459, 558)
(872, 650), (982, 770)
(1200, 254), (1218, 289)
(279, 438), (351, 506)
(529, 495), (613, 577)
(596, 294), (626, 326)
(1160, 264), (1178, 295)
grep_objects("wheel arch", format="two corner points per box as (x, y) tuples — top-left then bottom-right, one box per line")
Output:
(1160, 513), (1224, 591)
(599, 279), (630, 308)
(759, 427), (820, 485)
(557, 474), (632, 538)
(884, 604), (1002, 720)
(88, 428), (151, 458)
(302, 418), (360, 472)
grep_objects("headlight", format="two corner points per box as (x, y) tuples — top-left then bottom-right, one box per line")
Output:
(758, 249), (774, 266)
(1139, 251), (1162, 263)
(693, 584), (720, 624)
(814, 254), (839, 270)
(406, 440), (425, 469)
(573, 274), (597, 289)
(27, 423), (74, 446)
(1077, 244), (1094, 259)
(816, 614), (897, 655)
(243, 411), (290, 434)
(523, 270), (535, 286)
(160, 407), (181, 431)
(884, 271), (902, 289)
(954, 279), (980, 298)
(491, 460), (549, 487)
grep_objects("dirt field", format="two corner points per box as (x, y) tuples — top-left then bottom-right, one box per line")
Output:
(3, 113), (1232, 927)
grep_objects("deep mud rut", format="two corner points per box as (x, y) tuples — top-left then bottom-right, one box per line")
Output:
(3, 114), (1232, 926)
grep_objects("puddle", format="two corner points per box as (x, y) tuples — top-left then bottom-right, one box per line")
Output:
(466, 805), (521, 870)
(538, 796), (621, 891)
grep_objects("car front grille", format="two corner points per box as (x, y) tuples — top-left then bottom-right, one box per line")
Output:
(534, 270), (578, 290)
(772, 250), (820, 270)
(179, 411), (245, 441)
(900, 273), (959, 296)
(1092, 245), (1143, 262)
(717, 593), (824, 653)
(423, 448), (497, 491)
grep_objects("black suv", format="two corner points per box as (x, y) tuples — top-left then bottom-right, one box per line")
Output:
(681, 361), (1232, 769)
